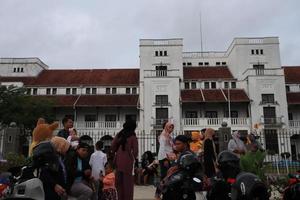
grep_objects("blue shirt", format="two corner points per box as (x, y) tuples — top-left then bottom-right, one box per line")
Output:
(75, 158), (83, 182)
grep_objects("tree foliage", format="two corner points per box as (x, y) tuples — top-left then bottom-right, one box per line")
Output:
(0, 85), (55, 131)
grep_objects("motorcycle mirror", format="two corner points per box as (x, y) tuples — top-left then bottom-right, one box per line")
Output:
(193, 177), (201, 183)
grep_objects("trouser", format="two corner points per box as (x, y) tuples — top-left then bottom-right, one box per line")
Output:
(70, 180), (93, 200)
(159, 159), (170, 179)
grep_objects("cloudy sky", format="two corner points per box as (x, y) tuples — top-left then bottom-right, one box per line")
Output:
(0, 0), (299, 68)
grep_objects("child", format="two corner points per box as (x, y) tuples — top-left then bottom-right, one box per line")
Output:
(66, 128), (79, 148)
(100, 162), (117, 200)
(89, 140), (107, 199)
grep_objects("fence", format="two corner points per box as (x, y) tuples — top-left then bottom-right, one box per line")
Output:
(1, 128), (300, 175)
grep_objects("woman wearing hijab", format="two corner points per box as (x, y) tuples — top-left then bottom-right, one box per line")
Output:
(157, 122), (174, 179)
(203, 128), (217, 178)
(111, 119), (138, 200)
(228, 131), (247, 157)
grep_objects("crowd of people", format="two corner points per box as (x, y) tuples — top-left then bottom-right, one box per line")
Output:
(34, 116), (262, 200)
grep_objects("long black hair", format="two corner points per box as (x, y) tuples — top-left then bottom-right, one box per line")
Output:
(117, 119), (137, 151)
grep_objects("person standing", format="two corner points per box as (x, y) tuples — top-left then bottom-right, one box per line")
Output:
(111, 119), (138, 200)
(89, 140), (107, 200)
(228, 131), (247, 157)
(57, 116), (74, 139)
(203, 128), (217, 178)
(157, 122), (174, 179)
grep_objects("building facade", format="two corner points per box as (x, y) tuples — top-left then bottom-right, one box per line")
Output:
(1, 37), (300, 156)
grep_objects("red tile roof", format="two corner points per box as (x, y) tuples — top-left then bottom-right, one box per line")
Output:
(181, 89), (249, 103)
(33, 95), (139, 107)
(283, 66), (300, 84)
(1, 69), (140, 86)
(183, 67), (234, 80)
(286, 92), (300, 105)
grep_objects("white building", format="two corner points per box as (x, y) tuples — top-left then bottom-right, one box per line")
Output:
(1, 37), (300, 156)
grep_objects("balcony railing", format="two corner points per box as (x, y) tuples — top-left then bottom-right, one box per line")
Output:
(183, 118), (250, 127)
(260, 117), (284, 125)
(242, 68), (284, 78)
(289, 120), (300, 128)
(144, 69), (180, 78)
(69, 121), (140, 130)
(259, 101), (279, 105)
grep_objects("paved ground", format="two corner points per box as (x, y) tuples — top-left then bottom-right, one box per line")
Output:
(134, 185), (156, 200)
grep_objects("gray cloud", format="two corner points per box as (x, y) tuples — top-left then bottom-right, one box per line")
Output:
(0, 0), (299, 68)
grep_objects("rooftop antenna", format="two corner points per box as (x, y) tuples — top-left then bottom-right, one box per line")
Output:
(199, 12), (203, 56)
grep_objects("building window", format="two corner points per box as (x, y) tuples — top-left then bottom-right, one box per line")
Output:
(155, 51), (158, 56)
(251, 49), (255, 55)
(164, 51), (167, 56)
(52, 88), (57, 95)
(256, 49), (259, 55)
(286, 85), (290, 92)
(191, 82), (197, 89)
(231, 82), (236, 89)
(156, 108), (168, 125)
(105, 114), (117, 122)
(13, 68), (16, 72)
(216, 62), (220, 66)
(199, 62), (203, 66)
(225, 111), (238, 118)
(112, 88), (117, 94)
(159, 51), (163, 56)
(211, 82), (216, 89)
(205, 111), (218, 118)
(106, 88), (111, 94)
(156, 95), (168, 106)
(85, 114), (97, 122)
(132, 88), (137, 94)
(224, 82), (229, 89)
(26, 88), (31, 95)
(33, 88), (38, 95)
(46, 88), (51, 95)
(262, 94), (275, 104)
(187, 62), (192, 66)
(264, 129), (279, 153)
(92, 88), (97, 94)
(66, 88), (71, 95)
(204, 82), (210, 89)
(86, 88), (91, 95)
(72, 88), (77, 95)
(204, 62), (209, 66)
(183, 62), (186, 66)
(184, 82), (190, 89)
(185, 111), (198, 118)
(288, 113), (293, 120)
(253, 64), (265, 75)
(156, 65), (167, 77)
(8, 135), (13, 143)
(222, 62), (227, 66)
(260, 49), (264, 54)
(126, 88), (131, 94)
(20, 68), (24, 72)
(17, 68), (20, 72)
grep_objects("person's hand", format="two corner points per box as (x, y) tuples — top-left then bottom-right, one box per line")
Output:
(54, 184), (66, 196)
(99, 175), (104, 181)
(166, 153), (176, 161)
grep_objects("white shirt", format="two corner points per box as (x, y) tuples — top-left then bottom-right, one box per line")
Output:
(89, 150), (107, 180)
(158, 135), (173, 161)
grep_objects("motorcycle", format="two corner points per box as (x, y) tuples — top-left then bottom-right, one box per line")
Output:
(161, 153), (204, 200)
(283, 172), (300, 200)
(207, 150), (269, 200)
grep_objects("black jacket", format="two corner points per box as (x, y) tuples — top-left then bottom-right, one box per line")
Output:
(64, 149), (91, 191)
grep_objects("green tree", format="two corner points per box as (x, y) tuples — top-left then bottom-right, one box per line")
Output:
(0, 85), (55, 154)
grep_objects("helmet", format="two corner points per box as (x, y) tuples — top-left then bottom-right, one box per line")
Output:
(231, 172), (269, 200)
(217, 151), (240, 179)
(178, 153), (201, 172)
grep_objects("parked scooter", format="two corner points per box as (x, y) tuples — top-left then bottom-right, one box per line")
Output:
(161, 153), (204, 200)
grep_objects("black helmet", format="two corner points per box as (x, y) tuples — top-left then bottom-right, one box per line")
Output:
(231, 172), (269, 200)
(178, 153), (201, 171)
(217, 151), (240, 179)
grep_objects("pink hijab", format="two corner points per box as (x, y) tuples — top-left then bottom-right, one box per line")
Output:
(159, 122), (174, 145)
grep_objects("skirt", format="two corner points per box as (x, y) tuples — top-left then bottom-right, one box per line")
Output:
(102, 188), (118, 200)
